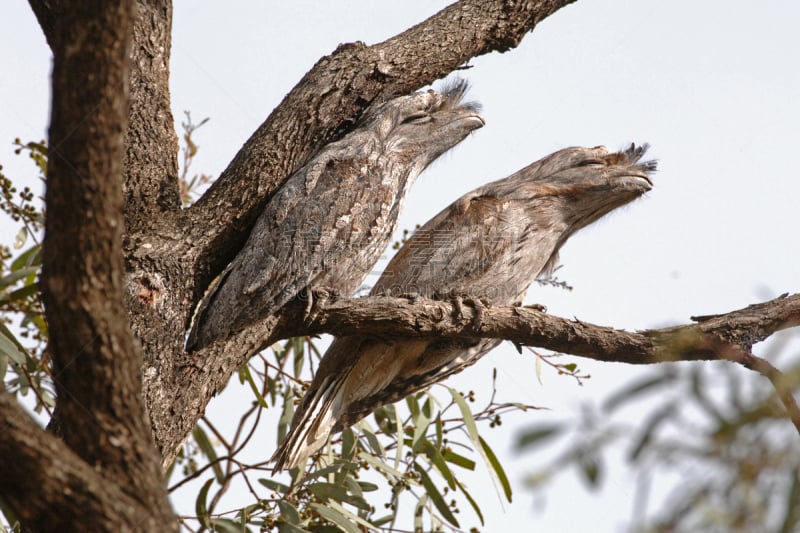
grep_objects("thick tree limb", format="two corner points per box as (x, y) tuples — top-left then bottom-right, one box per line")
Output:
(26, 0), (61, 49)
(0, 388), (169, 531)
(30, 0), (175, 529)
(123, 0), (181, 229)
(28, 0), (181, 231)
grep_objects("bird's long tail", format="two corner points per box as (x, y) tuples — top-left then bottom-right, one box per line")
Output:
(271, 374), (344, 472)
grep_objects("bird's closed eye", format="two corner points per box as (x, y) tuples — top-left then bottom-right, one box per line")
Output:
(402, 112), (432, 124)
(578, 159), (605, 168)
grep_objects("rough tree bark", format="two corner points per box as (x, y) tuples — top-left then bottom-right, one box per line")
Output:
(1, 0), (175, 530)
(2, 0), (797, 530)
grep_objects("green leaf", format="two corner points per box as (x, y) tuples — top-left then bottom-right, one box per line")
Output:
(422, 440), (456, 490)
(307, 482), (349, 502)
(342, 474), (363, 499)
(455, 477), (484, 526)
(393, 405), (404, 470)
(413, 462), (460, 528)
(450, 388), (513, 503)
(258, 478), (290, 494)
(535, 353), (543, 384)
(578, 452), (601, 487)
(10, 244), (42, 270)
(309, 503), (360, 533)
(411, 396), (433, 452)
(357, 451), (404, 478)
(192, 426), (223, 483)
(266, 373), (279, 406)
(372, 403), (398, 435)
(0, 266), (38, 290)
(413, 493), (427, 532)
(326, 500), (377, 530)
(277, 521), (312, 533)
(603, 372), (676, 412)
(434, 413), (443, 447)
(13, 227), (27, 249)
(278, 388), (296, 445)
(210, 518), (249, 533)
(449, 388), (480, 443)
(195, 478), (214, 528)
(278, 500), (302, 525)
(442, 449), (476, 471)
(356, 424), (384, 457)
(516, 423), (563, 450)
(0, 325), (27, 365)
(241, 364), (268, 408)
(292, 337), (305, 377)
(629, 404), (675, 461)
(0, 283), (39, 304)
(406, 394), (420, 419)
(479, 436), (512, 502)
(369, 514), (395, 528)
(298, 462), (357, 485)
(340, 428), (355, 460)
(357, 481), (378, 492)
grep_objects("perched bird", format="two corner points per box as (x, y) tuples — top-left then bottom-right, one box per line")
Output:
(186, 82), (484, 350)
(272, 143), (656, 470)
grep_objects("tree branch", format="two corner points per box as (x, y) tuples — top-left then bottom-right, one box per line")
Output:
(164, 293), (800, 467)
(34, 0), (175, 528)
(27, 0), (59, 49)
(123, 0), (181, 230)
(0, 388), (168, 531)
(28, 0), (180, 230)
(292, 292), (800, 364)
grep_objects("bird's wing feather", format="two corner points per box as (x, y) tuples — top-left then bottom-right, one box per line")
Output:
(190, 154), (404, 348)
(373, 195), (527, 299)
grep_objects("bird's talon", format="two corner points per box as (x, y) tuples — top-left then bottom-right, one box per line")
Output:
(304, 287), (338, 326)
(397, 291), (420, 303)
(452, 295), (465, 320)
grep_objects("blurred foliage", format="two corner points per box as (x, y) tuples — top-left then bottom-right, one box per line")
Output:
(179, 112), (212, 206)
(516, 354), (800, 532)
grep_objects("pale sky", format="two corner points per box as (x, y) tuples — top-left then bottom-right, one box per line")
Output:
(2, 1), (799, 531)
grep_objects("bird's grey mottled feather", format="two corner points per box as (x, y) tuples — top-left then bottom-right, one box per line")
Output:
(272, 143), (656, 470)
(186, 82), (484, 350)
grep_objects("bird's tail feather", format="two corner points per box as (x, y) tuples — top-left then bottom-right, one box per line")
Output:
(271, 375), (344, 472)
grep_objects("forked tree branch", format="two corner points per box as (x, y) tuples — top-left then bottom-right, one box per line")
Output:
(0, 387), (162, 531)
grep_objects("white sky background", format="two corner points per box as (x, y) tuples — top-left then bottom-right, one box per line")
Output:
(2, 1), (800, 531)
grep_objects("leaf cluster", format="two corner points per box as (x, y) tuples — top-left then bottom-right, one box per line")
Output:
(168, 335), (533, 533)
(516, 353), (800, 532)
(0, 140), (51, 419)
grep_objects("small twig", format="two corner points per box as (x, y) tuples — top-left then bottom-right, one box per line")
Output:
(714, 341), (800, 435)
